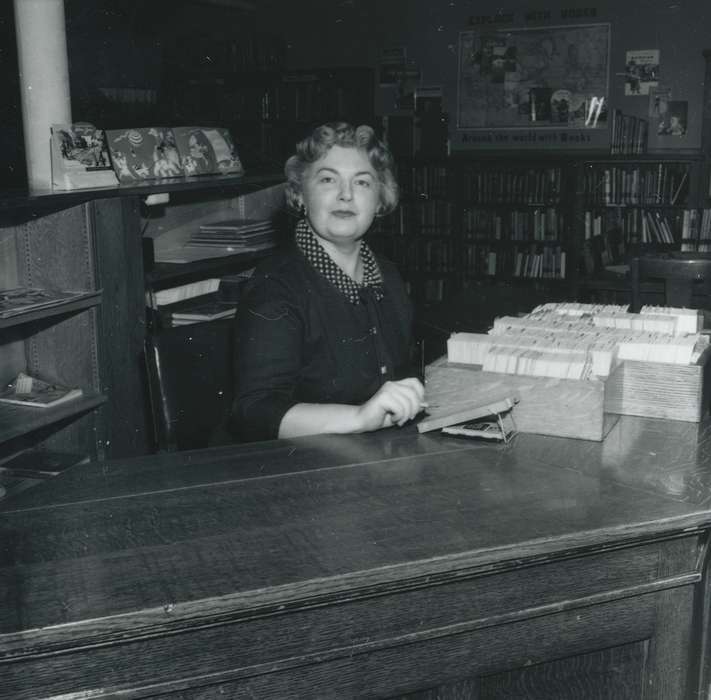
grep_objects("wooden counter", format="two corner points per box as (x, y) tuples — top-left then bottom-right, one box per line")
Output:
(1, 416), (711, 699)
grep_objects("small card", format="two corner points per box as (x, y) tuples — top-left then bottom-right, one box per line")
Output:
(442, 412), (516, 442)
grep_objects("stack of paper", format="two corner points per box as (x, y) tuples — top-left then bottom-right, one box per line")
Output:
(186, 219), (277, 253)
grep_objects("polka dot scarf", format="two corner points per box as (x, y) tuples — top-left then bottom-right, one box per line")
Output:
(295, 218), (384, 304)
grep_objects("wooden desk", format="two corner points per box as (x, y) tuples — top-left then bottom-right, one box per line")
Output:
(1, 418), (711, 699)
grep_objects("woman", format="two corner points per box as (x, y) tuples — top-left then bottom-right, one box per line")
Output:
(227, 122), (425, 442)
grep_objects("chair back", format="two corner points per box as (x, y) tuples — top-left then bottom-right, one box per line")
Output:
(630, 254), (711, 312)
(144, 319), (234, 451)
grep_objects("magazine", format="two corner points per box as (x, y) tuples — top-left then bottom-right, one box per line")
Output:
(105, 127), (184, 182)
(0, 287), (90, 319)
(173, 126), (244, 175)
(0, 372), (83, 409)
(50, 123), (118, 190)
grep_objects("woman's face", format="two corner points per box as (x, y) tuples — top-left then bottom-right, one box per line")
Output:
(300, 145), (381, 247)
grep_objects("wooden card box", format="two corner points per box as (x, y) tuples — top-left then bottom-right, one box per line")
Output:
(604, 346), (711, 422)
(424, 362), (617, 441)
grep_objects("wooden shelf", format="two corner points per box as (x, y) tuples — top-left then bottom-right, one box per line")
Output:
(441, 150), (703, 163)
(581, 202), (695, 208)
(0, 291), (102, 330)
(462, 238), (564, 244)
(463, 273), (568, 283)
(147, 249), (273, 290)
(458, 200), (563, 206)
(0, 172), (284, 213)
(0, 393), (106, 446)
(579, 152), (703, 163)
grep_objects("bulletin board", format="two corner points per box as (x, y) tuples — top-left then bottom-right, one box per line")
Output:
(456, 23), (610, 147)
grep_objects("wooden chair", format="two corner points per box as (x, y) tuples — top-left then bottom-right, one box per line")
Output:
(144, 319), (234, 451)
(630, 254), (711, 312)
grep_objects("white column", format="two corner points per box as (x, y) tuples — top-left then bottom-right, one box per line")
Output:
(13, 0), (72, 191)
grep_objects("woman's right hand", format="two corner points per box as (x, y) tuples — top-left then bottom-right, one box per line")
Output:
(356, 377), (427, 432)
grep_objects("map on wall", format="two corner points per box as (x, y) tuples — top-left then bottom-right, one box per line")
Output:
(457, 24), (610, 130)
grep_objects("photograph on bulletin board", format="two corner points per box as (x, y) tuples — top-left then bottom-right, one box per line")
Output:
(457, 24), (610, 134)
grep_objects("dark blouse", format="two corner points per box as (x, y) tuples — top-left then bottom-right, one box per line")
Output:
(227, 238), (415, 443)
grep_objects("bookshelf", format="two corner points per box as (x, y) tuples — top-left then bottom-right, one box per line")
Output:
(0, 170), (284, 470)
(141, 175), (285, 332)
(576, 156), (702, 268)
(0, 203), (109, 465)
(0, 291), (106, 455)
(370, 155), (575, 310)
(574, 154), (705, 305)
(368, 147), (711, 313)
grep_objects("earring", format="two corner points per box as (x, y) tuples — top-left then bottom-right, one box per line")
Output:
(298, 203), (306, 217)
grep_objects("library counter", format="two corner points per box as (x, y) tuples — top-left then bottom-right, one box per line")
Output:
(1, 416), (711, 699)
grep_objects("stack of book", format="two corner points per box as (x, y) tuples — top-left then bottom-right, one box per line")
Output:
(149, 272), (253, 327)
(155, 218), (278, 264)
(167, 219), (278, 263)
(166, 295), (237, 326)
(187, 219), (277, 252)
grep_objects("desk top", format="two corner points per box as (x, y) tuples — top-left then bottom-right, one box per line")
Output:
(2, 416), (711, 653)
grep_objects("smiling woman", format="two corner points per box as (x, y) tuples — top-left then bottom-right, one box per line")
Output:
(220, 122), (425, 443)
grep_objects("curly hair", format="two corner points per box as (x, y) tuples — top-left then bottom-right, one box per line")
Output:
(284, 122), (399, 216)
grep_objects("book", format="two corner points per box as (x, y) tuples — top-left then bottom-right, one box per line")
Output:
(671, 171), (689, 205)
(50, 123), (118, 190)
(0, 287), (90, 319)
(105, 127), (184, 182)
(149, 278), (221, 308)
(169, 295), (237, 325)
(197, 218), (274, 234)
(0, 372), (83, 409)
(172, 127), (244, 175)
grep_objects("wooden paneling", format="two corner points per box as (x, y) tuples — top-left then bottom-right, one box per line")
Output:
(474, 642), (646, 700)
(91, 197), (150, 458)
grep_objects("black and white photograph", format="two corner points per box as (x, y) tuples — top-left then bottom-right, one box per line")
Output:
(3, 1), (711, 698)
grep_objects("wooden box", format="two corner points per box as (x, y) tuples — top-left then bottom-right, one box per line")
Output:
(424, 362), (617, 441)
(604, 346), (711, 422)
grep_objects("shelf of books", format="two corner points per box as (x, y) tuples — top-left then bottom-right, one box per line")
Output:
(576, 156), (701, 279)
(146, 271), (254, 329)
(369, 157), (573, 308)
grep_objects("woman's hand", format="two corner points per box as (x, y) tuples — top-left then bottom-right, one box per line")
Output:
(278, 379), (426, 438)
(356, 377), (427, 432)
